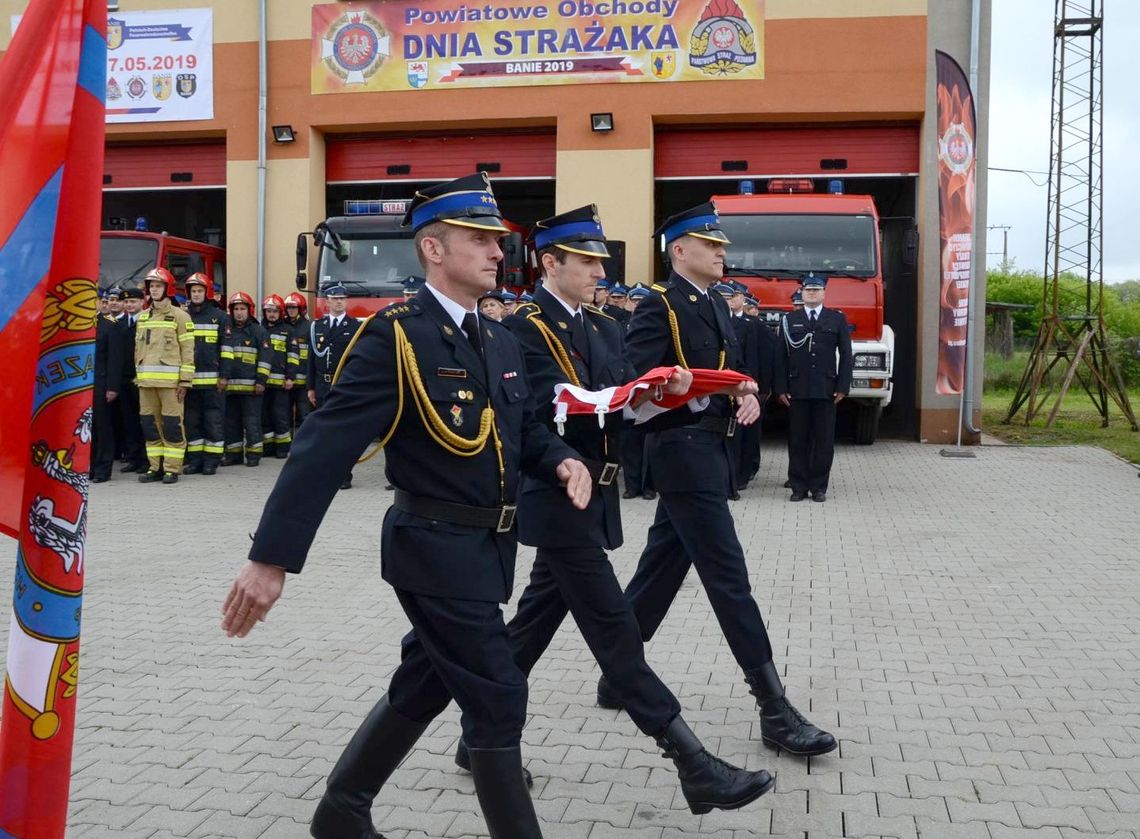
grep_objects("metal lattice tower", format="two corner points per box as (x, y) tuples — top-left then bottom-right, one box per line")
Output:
(1006, 0), (1137, 430)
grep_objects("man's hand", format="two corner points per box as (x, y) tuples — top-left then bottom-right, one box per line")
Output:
(176, 386), (188, 404)
(221, 561), (285, 638)
(735, 393), (761, 426)
(663, 366), (693, 396)
(284, 379), (294, 391)
(106, 390), (118, 403)
(307, 389), (317, 407)
(255, 383), (266, 396)
(555, 459), (593, 510)
(725, 379), (759, 399)
(778, 393), (792, 407)
(833, 392), (845, 404)
(217, 378), (228, 393)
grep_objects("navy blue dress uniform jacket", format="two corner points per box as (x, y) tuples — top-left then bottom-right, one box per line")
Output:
(773, 307), (854, 399)
(248, 288), (578, 604)
(305, 313), (360, 399)
(505, 286), (627, 550)
(624, 274), (744, 494)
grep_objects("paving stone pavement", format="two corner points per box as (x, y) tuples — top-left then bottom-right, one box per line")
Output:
(2, 440), (1139, 839)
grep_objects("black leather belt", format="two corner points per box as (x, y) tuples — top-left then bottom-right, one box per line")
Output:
(393, 489), (517, 533)
(692, 416), (737, 438)
(582, 458), (620, 486)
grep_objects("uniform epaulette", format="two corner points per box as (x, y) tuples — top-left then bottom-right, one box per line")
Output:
(101, 314), (117, 323)
(514, 302), (540, 317)
(584, 303), (615, 321)
(650, 283), (669, 293)
(380, 300), (420, 320)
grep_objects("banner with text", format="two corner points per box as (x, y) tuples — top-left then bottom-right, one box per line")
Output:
(311, 0), (765, 93)
(14, 8), (215, 123)
(935, 50), (976, 396)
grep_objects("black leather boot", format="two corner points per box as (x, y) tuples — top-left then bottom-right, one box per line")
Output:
(596, 674), (623, 710)
(310, 695), (428, 839)
(745, 662), (837, 756)
(655, 715), (775, 815)
(466, 746), (543, 838)
(454, 738), (533, 788)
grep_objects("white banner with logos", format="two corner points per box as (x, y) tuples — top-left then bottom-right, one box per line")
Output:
(11, 8), (214, 124)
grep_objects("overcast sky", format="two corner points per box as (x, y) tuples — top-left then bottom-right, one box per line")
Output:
(987, 0), (1138, 282)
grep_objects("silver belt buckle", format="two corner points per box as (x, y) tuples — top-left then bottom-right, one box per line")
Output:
(726, 418), (737, 438)
(599, 462), (620, 486)
(497, 505), (517, 532)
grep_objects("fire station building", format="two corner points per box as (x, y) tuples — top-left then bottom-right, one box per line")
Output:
(0, 0), (992, 442)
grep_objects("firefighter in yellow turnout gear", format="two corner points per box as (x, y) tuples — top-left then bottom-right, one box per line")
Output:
(135, 268), (195, 484)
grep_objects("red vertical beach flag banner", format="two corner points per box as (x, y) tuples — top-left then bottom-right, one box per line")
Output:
(935, 49), (977, 395)
(0, 1), (106, 836)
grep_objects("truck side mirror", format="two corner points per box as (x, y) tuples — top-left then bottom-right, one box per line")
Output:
(295, 234), (309, 291)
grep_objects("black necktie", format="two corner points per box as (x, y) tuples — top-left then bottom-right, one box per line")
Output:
(810, 310), (818, 324)
(571, 312), (590, 363)
(462, 313), (483, 358)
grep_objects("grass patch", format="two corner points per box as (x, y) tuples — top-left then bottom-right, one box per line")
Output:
(983, 386), (1140, 464)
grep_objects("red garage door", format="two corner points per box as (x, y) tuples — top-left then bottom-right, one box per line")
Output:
(655, 125), (920, 179)
(103, 142), (226, 190)
(327, 132), (556, 183)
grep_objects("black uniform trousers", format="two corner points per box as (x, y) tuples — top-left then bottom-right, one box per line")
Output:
(624, 488), (774, 672)
(787, 398), (837, 495)
(90, 389), (116, 481)
(504, 546), (680, 735)
(288, 386), (312, 429)
(619, 421), (652, 495)
(386, 588), (527, 750)
(117, 383), (146, 468)
(225, 394), (263, 460)
(184, 388), (225, 468)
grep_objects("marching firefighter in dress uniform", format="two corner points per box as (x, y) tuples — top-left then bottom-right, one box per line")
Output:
(775, 272), (853, 503)
(305, 284), (360, 487)
(598, 203), (838, 759)
(260, 294), (294, 458)
(449, 205), (774, 814)
(282, 292), (312, 431)
(221, 173), (593, 839)
(183, 273), (228, 475)
(91, 299), (124, 484)
(134, 268), (195, 484)
(220, 292), (270, 467)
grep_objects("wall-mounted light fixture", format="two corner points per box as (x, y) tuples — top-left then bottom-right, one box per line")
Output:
(271, 125), (297, 143)
(590, 113), (614, 133)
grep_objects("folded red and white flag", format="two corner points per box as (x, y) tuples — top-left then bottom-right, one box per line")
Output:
(551, 366), (754, 432)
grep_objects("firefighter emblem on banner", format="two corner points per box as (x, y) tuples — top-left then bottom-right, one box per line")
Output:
(689, 0), (758, 75)
(320, 10), (391, 85)
(153, 73), (172, 101)
(107, 16), (124, 50)
(177, 73), (197, 98)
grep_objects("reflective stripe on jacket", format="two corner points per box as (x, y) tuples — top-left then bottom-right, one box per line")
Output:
(135, 298), (194, 388)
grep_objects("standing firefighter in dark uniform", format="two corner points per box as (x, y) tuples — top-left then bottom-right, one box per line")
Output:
(598, 203), (837, 759)
(221, 174), (593, 839)
(90, 299), (123, 483)
(450, 206), (775, 815)
(220, 292), (269, 467)
(776, 272), (853, 503)
(183, 273), (227, 475)
(282, 291), (312, 431)
(305, 284), (359, 488)
(259, 294), (293, 458)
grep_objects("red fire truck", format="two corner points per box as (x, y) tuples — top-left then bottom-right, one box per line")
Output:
(295, 199), (527, 318)
(714, 183), (896, 444)
(99, 230), (226, 296)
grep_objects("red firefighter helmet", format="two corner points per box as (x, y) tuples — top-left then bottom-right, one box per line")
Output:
(228, 291), (255, 312)
(184, 272), (214, 300)
(261, 293), (285, 313)
(283, 292), (308, 314)
(143, 267), (177, 299)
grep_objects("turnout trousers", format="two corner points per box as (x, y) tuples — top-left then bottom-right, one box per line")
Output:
(506, 546), (680, 734)
(261, 388), (293, 456)
(386, 589), (528, 749)
(224, 394), (263, 462)
(184, 387), (225, 469)
(623, 491), (774, 672)
(787, 398), (837, 495)
(138, 386), (186, 473)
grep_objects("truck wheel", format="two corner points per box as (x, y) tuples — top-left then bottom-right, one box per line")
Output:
(853, 402), (882, 445)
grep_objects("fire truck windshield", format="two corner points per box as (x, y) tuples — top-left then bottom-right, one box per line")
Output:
(317, 235), (422, 297)
(99, 235), (158, 289)
(718, 214), (877, 277)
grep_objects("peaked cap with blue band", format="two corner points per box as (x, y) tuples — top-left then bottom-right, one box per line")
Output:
(653, 201), (731, 248)
(801, 272), (826, 288)
(532, 204), (611, 258)
(402, 172), (509, 234)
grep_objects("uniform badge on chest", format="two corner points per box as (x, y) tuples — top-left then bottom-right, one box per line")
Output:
(450, 404), (463, 427)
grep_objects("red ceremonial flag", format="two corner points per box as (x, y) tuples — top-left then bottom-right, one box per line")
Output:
(0, 0), (106, 835)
